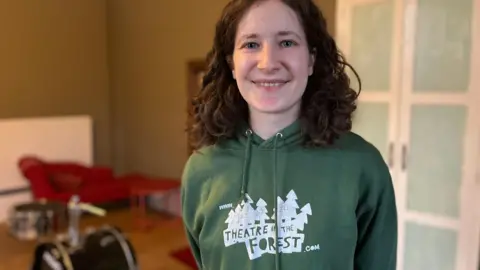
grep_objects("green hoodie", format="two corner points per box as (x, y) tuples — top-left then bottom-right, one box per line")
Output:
(181, 121), (397, 270)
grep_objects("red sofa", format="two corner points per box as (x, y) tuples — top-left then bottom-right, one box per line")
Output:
(18, 156), (137, 204)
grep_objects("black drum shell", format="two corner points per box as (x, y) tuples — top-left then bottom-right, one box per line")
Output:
(32, 242), (70, 270)
(81, 226), (138, 270)
(31, 226), (137, 270)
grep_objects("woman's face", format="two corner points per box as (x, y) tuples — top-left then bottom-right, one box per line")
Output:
(232, 0), (315, 116)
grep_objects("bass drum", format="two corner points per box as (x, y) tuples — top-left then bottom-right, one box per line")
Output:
(82, 225), (138, 270)
(31, 226), (138, 270)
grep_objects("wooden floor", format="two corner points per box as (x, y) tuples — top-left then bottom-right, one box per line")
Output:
(0, 208), (192, 270)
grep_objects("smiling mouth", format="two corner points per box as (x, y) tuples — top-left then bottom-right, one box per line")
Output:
(252, 80), (289, 88)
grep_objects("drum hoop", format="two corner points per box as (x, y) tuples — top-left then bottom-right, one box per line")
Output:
(103, 225), (137, 270)
(53, 241), (74, 270)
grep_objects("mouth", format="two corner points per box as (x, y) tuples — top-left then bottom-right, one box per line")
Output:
(252, 80), (289, 90)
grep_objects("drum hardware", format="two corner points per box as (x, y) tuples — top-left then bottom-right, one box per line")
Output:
(67, 195), (106, 248)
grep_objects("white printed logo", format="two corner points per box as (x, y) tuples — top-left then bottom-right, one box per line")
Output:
(222, 190), (314, 260)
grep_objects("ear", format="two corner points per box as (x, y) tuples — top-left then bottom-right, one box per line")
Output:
(309, 48), (316, 76)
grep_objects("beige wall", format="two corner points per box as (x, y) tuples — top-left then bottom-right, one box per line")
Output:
(0, 0), (111, 166)
(0, 0), (336, 178)
(107, 0), (336, 178)
(107, 0), (230, 177)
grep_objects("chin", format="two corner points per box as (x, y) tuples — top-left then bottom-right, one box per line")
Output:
(250, 97), (301, 115)
(251, 103), (291, 114)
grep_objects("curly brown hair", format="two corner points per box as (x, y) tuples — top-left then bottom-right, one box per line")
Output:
(187, 0), (361, 151)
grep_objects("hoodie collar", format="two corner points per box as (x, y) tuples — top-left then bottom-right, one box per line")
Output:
(237, 120), (303, 149)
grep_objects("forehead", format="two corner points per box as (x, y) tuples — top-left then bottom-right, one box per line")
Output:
(236, 0), (304, 37)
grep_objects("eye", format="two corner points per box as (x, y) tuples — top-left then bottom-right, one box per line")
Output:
(241, 42), (259, 49)
(280, 40), (297, 48)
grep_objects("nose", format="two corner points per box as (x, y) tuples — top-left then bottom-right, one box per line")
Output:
(257, 43), (280, 72)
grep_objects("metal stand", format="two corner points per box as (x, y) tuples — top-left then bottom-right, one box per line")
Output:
(66, 195), (106, 248)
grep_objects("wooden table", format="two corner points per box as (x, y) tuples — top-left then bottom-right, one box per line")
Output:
(129, 177), (180, 231)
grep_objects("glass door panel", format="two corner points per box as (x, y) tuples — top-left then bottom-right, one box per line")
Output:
(412, 0), (473, 92)
(404, 222), (458, 270)
(406, 105), (467, 217)
(350, 1), (394, 92)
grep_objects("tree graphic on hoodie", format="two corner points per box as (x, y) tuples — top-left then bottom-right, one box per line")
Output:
(255, 199), (269, 225)
(295, 204), (312, 231)
(223, 190), (313, 258)
(239, 194), (255, 227)
(225, 209), (236, 230)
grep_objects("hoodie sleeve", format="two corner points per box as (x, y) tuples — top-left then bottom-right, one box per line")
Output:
(354, 148), (398, 270)
(180, 155), (204, 269)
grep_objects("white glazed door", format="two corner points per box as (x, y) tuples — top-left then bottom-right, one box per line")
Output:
(335, 0), (480, 269)
(397, 0), (480, 269)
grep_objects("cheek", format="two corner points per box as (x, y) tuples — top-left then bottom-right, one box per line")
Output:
(290, 55), (312, 76)
(233, 55), (255, 78)
(232, 57), (251, 97)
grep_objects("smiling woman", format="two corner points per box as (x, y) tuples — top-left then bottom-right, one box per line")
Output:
(187, 0), (360, 148)
(182, 0), (397, 270)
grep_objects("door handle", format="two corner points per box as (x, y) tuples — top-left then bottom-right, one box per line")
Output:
(401, 144), (407, 171)
(388, 142), (394, 168)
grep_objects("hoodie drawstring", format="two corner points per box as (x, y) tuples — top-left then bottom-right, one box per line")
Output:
(273, 132), (282, 270)
(240, 129), (283, 270)
(240, 129), (253, 200)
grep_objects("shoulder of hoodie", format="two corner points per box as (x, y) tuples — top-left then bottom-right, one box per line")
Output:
(182, 133), (390, 185)
(335, 131), (392, 189)
(181, 145), (223, 189)
(334, 131), (382, 157)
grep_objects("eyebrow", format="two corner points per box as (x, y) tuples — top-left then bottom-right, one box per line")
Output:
(277, 31), (302, 40)
(237, 31), (303, 43)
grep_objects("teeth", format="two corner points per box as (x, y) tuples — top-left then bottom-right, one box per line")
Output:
(257, 82), (283, 87)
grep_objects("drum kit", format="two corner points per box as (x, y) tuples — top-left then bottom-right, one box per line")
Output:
(25, 195), (139, 270)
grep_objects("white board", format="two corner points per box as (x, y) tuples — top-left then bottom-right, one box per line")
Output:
(0, 115), (93, 222)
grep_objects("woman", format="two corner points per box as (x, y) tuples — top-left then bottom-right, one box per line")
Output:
(181, 0), (397, 269)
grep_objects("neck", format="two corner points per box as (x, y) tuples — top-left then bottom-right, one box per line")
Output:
(249, 108), (299, 140)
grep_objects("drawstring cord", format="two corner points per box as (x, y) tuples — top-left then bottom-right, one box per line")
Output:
(274, 132), (282, 270)
(240, 129), (253, 199)
(240, 129), (283, 270)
